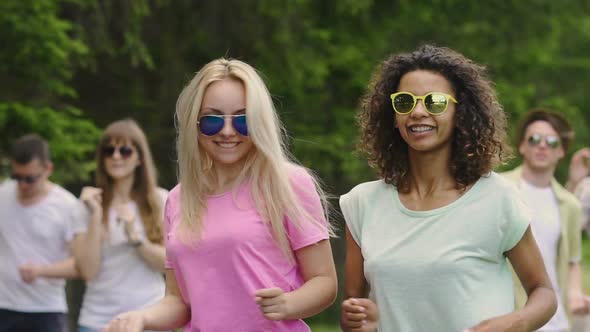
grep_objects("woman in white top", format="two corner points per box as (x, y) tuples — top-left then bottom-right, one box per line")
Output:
(72, 118), (167, 332)
(340, 44), (558, 332)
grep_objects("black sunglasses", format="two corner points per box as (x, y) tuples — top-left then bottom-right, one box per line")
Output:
(102, 145), (134, 159)
(11, 173), (43, 184)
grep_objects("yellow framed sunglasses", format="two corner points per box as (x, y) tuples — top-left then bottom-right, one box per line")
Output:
(390, 92), (458, 115)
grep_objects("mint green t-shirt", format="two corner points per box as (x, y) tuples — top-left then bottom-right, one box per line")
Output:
(340, 172), (530, 332)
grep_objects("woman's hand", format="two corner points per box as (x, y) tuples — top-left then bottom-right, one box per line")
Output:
(114, 204), (141, 244)
(254, 287), (292, 320)
(80, 186), (103, 216)
(341, 297), (378, 332)
(464, 314), (522, 332)
(101, 311), (145, 332)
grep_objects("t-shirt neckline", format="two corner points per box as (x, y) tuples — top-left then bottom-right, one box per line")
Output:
(392, 176), (484, 217)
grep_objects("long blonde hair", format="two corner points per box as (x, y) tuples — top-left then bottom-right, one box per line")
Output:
(96, 119), (163, 244)
(175, 58), (332, 258)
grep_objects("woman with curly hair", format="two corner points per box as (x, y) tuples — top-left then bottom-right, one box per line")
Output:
(340, 44), (557, 332)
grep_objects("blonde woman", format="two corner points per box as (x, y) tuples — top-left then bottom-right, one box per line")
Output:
(103, 59), (337, 332)
(72, 119), (168, 332)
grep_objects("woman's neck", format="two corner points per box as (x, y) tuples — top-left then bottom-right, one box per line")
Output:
(111, 175), (134, 203)
(209, 168), (242, 195)
(407, 149), (456, 196)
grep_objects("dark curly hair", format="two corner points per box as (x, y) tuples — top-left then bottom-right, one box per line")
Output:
(358, 44), (511, 192)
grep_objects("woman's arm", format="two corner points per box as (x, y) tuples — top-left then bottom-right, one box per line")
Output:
(73, 187), (104, 281)
(341, 225), (377, 332)
(103, 269), (190, 332)
(132, 241), (166, 272)
(118, 204), (166, 272)
(254, 239), (337, 320)
(466, 227), (556, 332)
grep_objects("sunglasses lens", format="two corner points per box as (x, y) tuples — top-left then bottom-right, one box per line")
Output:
(546, 136), (561, 149)
(528, 134), (542, 146)
(11, 174), (38, 184)
(103, 146), (116, 156)
(199, 116), (224, 136)
(119, 146), (134, 158)
(425, 93), (448, 114)
(233, 115), (248, 136)
(393, 93), (415, 114)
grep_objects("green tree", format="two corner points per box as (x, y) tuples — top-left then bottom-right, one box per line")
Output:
(0, 0), (100, 183)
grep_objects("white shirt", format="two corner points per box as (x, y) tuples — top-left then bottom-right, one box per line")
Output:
(520, 180), (568, 332)
(72, 188), (168, 329)
(0, 180), (77, 312)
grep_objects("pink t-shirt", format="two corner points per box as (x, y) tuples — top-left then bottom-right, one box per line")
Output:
(164, 168), (329, 332)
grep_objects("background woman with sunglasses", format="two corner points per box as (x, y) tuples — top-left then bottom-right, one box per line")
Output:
(102, 58), (337, 332)
(340, 44), (557, 332)
(72, 119), (168, 332)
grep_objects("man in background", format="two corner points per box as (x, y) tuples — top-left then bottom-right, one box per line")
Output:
(0, 134), (80, 332)
(503, 109), (589, 332)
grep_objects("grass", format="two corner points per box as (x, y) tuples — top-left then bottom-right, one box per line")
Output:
(308, 324), (340, 332)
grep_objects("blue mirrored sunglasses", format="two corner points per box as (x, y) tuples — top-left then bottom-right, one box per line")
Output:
(197, 114), (248, 136)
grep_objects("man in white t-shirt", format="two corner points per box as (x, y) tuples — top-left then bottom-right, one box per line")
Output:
(0, 134), (80, 332)
(503, 109), (588, 332)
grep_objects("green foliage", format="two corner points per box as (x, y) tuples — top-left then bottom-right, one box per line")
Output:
(0, 103), (100, 183)
(0, 0), (87, 98)
(3, 0), (590, 325)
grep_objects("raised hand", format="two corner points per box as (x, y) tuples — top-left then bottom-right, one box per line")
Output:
(114, 204), (140, 244)
(568, 148), (590, 190)
(80, 186), (103, 215)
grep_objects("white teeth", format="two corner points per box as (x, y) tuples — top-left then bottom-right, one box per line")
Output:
(410, 125), (434, 132)
(217, 142), (239, 148)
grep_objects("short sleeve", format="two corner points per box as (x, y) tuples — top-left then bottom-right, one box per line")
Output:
(339, 190), (362, 247)
(156, 187), (169, 219)
(500, 184), (531, 253)
(164, 185), (180, 269)
(284, 168), (329, 251)
(63, 197), (81, 243)
(70, 200), (91, 235)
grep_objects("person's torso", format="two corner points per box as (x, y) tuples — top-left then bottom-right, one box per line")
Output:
(165, 179), (320, 332)
(0, 181), (76, 312)
(519, 180), (569, 331)
(343, 173), (528, 332)
(79, 200), (166, 329)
